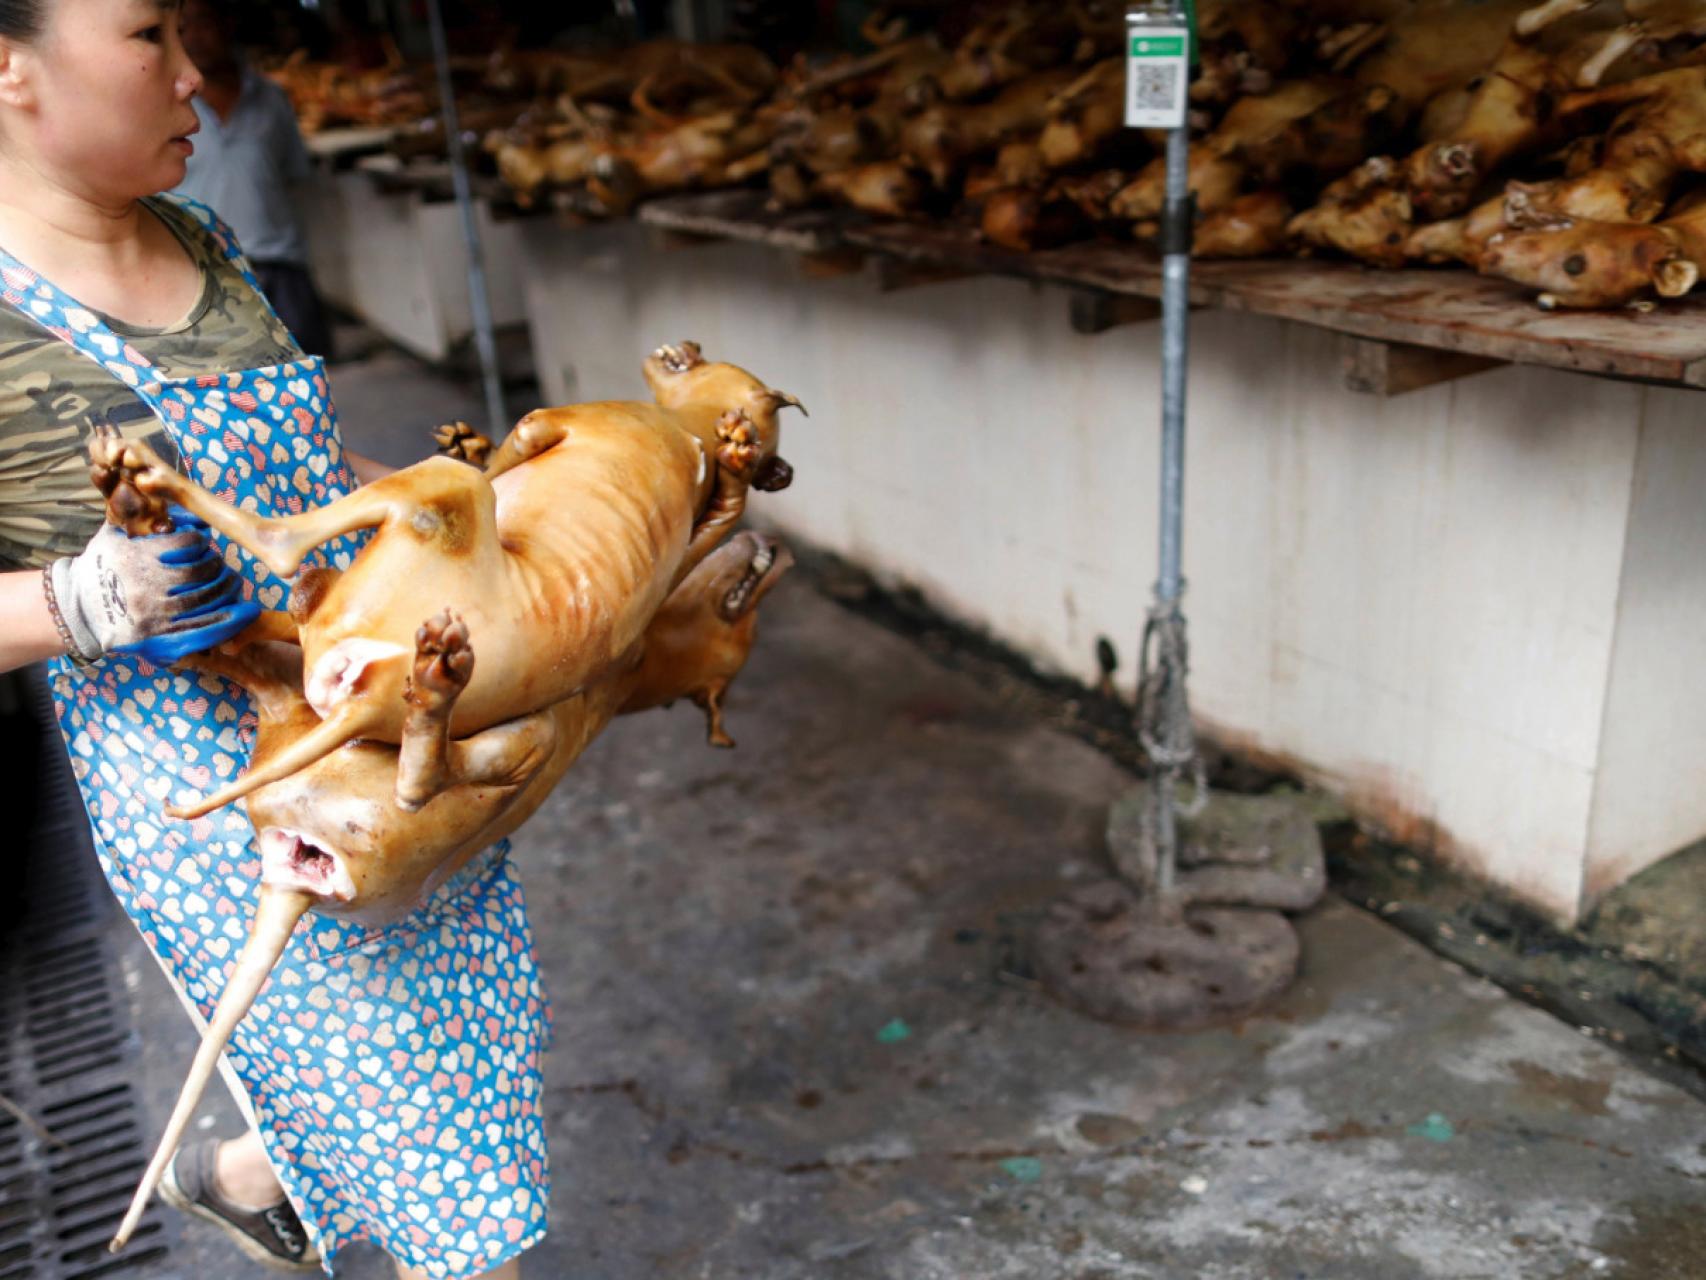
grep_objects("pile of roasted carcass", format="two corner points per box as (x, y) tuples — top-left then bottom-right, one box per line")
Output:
(265, 44), (434, 134)
(106, 344), (802, 1254)
(474, 0), (1706, 311)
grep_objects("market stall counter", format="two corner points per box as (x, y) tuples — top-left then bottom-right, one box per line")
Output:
(298, 157), (529, 365)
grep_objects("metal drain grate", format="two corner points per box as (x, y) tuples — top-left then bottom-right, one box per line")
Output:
(0, 667), (173, 1280)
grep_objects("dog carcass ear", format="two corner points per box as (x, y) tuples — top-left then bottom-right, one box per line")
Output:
(765, 390), (808, 417)
(1656, 257), (1699, 298)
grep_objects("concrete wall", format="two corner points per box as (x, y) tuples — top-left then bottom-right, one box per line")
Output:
(1586, 388), (1706, 904)
(301, 171), (527, 363)
(516, 218), (1706, 924)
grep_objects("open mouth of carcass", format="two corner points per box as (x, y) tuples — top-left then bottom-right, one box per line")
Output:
(259, 828), (357, 902)
(719, 536), (791, 620)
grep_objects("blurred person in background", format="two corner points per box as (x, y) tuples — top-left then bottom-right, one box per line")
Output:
(175, 0), (333, 358)
(265, 0), (333, 61)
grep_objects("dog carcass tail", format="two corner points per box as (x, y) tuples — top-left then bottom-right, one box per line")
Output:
(110, 886), (313, 1254)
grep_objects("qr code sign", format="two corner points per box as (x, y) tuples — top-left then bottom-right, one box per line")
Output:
(1125, 31), (1187, 127)
(1134, 65), (1178, 113)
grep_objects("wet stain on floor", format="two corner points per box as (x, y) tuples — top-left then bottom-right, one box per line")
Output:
(1511, 1060), (1614, 1117)
(1591, 1201), (1706, 1279)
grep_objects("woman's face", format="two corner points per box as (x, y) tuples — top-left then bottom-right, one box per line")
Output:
(4, 0), (204, 202)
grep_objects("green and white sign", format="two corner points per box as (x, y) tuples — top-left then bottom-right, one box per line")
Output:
(1126, 27), (1190, 128)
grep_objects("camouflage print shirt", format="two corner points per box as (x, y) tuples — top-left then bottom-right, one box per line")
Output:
(0, 195), (302, 570)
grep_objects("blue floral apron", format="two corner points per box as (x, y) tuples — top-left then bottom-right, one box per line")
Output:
(0, 197), (550, 1278)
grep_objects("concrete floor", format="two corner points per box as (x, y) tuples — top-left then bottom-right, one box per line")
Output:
(114, 345), (1706, 1279)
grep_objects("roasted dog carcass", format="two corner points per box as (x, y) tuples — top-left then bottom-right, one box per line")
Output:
(104, 343), (804, 1250)
(1520, 65), (1706, 223)
(93, 344), (802, 822)
(1477, 187), (1706, 306)
(1516, 0), (1706, 83)
(1288, 155), (1419, 266)
(1036, 58), (1135, 172)
(932, 0), (1115, 102)
(586, 106), (782, 215)
(1401, 63), (1706, 267)
(1196, 190), (1298, 257)
(112, 527), (793, 1252)
(900, 65), (1084, 190)
(1113, 79), (1349, 224)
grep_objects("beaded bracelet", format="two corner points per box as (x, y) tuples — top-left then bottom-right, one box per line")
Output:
(41, 563), (97, 668)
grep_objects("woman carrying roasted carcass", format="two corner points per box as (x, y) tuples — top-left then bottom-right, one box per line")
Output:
(0, 3), (550, 1276)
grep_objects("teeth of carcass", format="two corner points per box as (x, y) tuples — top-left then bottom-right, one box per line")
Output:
(752, 546), (773, 574)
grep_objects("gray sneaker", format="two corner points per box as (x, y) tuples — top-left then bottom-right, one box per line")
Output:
(158, 1138), (322, 1273)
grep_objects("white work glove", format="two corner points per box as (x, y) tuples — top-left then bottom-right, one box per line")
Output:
(47, 506), (259, 665)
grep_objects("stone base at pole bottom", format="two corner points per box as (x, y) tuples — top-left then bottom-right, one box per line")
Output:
(1034, 879), (1299, 1029)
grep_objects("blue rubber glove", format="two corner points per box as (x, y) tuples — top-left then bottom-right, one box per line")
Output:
(50, 505), (260, 664)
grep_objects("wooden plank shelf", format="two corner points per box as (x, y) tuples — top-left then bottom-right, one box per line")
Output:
(354, 154), (516, 209)
(637, 189), (865, 257)
(842, 220), (1706, 392)
(305, 125), (398, 169)
(512, 189), (1706, 395)
(1069, 289), (1163, 335)
(1340, 337), (1506, 397)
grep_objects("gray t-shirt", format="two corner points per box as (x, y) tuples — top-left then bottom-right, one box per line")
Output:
(175, 65), (312, 267)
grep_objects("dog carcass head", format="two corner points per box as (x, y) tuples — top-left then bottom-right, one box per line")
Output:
(644, 342), (805, 491)
(1479, 220), (1697, 310)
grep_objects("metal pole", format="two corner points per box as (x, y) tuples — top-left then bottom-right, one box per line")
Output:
(424, 0), (508, 436)
(1157, 124), (1190, 608)
(1124, 1), (1197, 903)
(1153, 119), (1191, 897)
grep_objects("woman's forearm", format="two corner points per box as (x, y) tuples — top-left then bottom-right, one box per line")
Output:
(0, 568), (71, 673)
(0, 450), (393, 673)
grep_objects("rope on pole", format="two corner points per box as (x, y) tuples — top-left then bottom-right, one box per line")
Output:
(1136, 599), (1208, 791)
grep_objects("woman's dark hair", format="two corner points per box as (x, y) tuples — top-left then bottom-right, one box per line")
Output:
(0, 0), (44, 42)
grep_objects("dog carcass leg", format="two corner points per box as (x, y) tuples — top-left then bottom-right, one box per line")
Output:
(397, 611), (559, 810)
(164, 700), (383, 820)
(431, 422), (495, 468)
(220, 610), (301, 650)
(1515, 0), (1594, 36)
(91, 431), (486, 579)
(176, 637), (308, 724)
(446, 712), (560, 790)
(1559, 71), (1674, 116)
(670, 414), (754, 590)
(400, 708), (560, 812)
(111, 886), (313, 1254)
(397, 609), (471, 810)
(481, 410), (572, 482)
(221, 460), (488, 580)
(695, 682), (735, 748)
